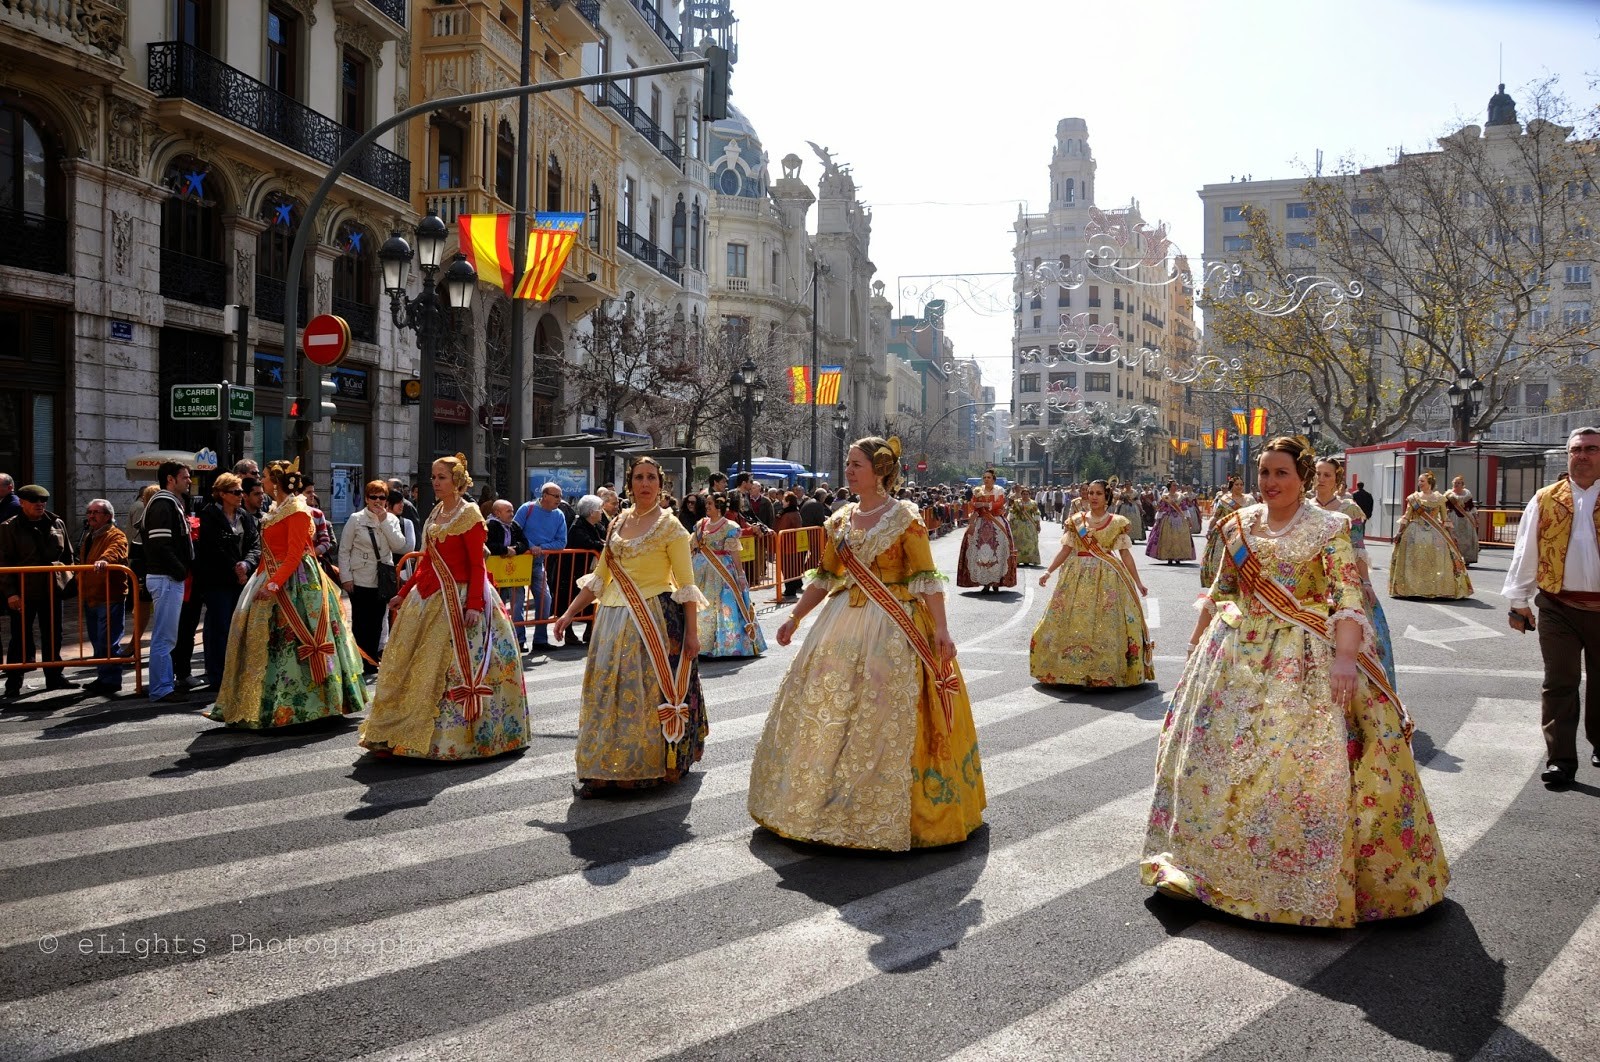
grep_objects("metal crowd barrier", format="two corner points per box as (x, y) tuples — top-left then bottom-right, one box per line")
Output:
(0, 563), (144, 692)
(397, 548), (603, 642)
(768, 526), (816, 604)
(740, 528), (779, 601)
(1477, 508), (1521, 548)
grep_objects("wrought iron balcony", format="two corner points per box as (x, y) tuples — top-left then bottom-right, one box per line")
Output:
(148, 41), (409, 201)
(595, 82), (683, 168)
(256, 275), (310, 326)
(573, 0), (601, 28)
(622, 0), (681, 57)
(0, 207), (69, 275)
(347, 0), (405, 28)
(332, 295), (377, 342)
(617, 221), (682, 284)
(160, 248), (228, 306)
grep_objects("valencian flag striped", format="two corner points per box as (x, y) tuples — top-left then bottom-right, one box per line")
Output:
(815, 366), (843, 405)
(788, 366), (811, 404)
(457, 213), (584, 301)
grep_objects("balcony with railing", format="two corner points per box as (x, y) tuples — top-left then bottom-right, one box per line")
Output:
(148, 41), (409, 201)
(617, 220), (682, 284)
(256, 275), (310, 326)
(620, 0), (681, 57)
(428, 2), (520, 68)
(594, 82), (683, 168)
(333, 0), (405, 38)
(332, 296), (378, 342)
(1, 207), (70, 275)
(0, 0), (125, 65)
(159, 248), (227, 307)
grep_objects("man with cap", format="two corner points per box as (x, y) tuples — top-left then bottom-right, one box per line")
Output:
(0, 485), (76, 697)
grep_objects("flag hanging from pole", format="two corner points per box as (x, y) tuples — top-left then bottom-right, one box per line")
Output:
(458, 213), (585, 301)
(815, 366), (843, 405)
(788, 366), (811, 404)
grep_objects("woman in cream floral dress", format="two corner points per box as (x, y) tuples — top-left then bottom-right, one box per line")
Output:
(1390, 471), (1473, 599)
(1142, 436), (1448, 927)
(748, 436), (985, 850)
(1008, 486), (1043, 567)
(1200, 475), (1249, 588)
(691, 491), (766, 658)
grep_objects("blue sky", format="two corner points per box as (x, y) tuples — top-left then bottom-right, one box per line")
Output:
(728, 0), (1600, 402)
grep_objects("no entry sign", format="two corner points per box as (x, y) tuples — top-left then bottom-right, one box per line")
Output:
(302, 314), (351, 367)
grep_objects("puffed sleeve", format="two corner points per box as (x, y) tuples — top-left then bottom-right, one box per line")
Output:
(577, 542), (612, 595)
(806, 513), (847, 590)
(902, 512), (947, 597)
(460, 520), (488, 612)
(1323, 521), (1375, 652)
(266, 511), (314, 589)
(667, 524), (709, 606)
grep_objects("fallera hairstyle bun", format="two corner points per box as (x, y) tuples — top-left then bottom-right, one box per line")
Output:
(1259, 435), (1317, 489)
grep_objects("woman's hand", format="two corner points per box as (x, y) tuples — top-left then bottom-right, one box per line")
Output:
(776, 615), (798, 647)
(465, 609), (483, 628)
(552, 614), (571, 642)
(342, 580), (355, 594)
(933, 628), (958, 666)
(682, 629), (700, 658)
(1137, 583), (1149, 597)
(1038, 572), (1050, 586)
(1329, 653), (1359, 706)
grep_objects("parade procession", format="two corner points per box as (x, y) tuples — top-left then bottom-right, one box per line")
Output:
(0, 1), (1597, 1059)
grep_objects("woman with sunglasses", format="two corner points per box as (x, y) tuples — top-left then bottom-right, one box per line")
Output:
(194, 472), (260, 692)
(340, 479), (409, 676)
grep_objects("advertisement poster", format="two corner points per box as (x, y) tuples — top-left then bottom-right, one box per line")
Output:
(523, 446), (594, 502)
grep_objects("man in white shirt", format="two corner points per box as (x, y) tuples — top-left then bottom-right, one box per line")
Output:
(1504, 426), (1600, 788)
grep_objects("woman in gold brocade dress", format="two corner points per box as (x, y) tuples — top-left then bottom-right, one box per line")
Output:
(554, 457), (707, 794)
(748, 436), (986, 851)
(1200, 475), (1249, 588)
(359, 456), (528, 760)
(1390, 472), (1473, 599)
(1030, 479), (1152, 687)
(1142, 437), (1449, 927)
(1008, 487), (1043, 566)
(1446, 475), (1480, 565)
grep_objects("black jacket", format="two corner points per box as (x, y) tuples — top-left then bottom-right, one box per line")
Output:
(569, 516), (606, 554)
(0, 510), (74, 598)
(486, 519), (527, 557)
(194, 503), (261, 592)
(799, 498), (830, 528)
(1352, 487), (1375, 519)
(141, 491), (193, 580)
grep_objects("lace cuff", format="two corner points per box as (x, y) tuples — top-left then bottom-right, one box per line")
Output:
(805, 567), (845, 591)
(1329, 607), (1376, 655)
(672, 585), (710, 607)
(1193, 592), (1218, 614)
(907, 571), (947, 597)
(576, 572), (603, 593)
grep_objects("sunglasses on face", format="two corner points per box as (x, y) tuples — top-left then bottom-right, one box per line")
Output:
(367, 493), (388, 499)
(223, 489), (244, 495)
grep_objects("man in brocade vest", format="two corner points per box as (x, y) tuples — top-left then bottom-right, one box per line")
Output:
(1505, 426), (1600, 789)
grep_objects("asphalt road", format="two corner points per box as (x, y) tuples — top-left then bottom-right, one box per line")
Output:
(0, 521), (1594, 1061)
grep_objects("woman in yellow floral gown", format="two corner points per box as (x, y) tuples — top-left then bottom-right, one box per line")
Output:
(1200, 475), (1249, 588)
(360, 456), (528, 760)
(1008, 487), (1043, 566)
(554, 456), (707, 794)
(749, 436), (985, 850)
(1030, 480), (1152, 687)
(1389, 471), (1473, 599)
(1142, 437), (1449, 927)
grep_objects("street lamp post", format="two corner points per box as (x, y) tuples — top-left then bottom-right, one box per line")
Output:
(1446, 367), (1484, 443)
(1301, 409), (1321, 449)
(729, 357), (765, 476)
(380, 209), (478, 511)
(832, 401), (850, 488)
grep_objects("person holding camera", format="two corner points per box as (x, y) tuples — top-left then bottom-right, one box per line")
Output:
(1504, 426), (1600, 789)
(341, 480), (408, 677)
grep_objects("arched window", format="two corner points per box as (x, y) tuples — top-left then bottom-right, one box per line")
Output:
(1065, 178), (1074, 204)
(689, 196), (702, 271)
(158, 154), (224, 303)
(546, 152), (562, 212)
(671, 194), (687, 265)
(495, 119), (515, 203)
(333, 220), (376, 341)
(587, 183), (602, 250)
(257, 190), (308, 324)
(0, 102), (65, 274)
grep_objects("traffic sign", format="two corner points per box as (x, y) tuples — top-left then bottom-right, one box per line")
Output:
(302, 314), (351, 367)
(171, 384), (222, 420)
(916, 460), (928, 472)
(228, 385), (254, 423)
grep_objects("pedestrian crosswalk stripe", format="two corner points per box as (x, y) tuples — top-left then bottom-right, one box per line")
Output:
(1469, 902), (1600, 1062)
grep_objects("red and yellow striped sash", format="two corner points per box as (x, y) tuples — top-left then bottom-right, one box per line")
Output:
(261, 544), (334, 685)
(605, 543), (695, 748)
(695, 525), (758, 637)
(428, 540), (493, 721)
(1073, 514), (1154, 672)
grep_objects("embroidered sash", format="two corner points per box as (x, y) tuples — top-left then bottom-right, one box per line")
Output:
(836, 536), (960, 736)
(695, 523), (759, 638)
(1073, 514), (1155, 675)
(1412, 500), (1467, 566)
(261, 542), (334, 684)
(1220, 514), (1413, 740)
(605, 540), (695, 754)
(428, 536), (494, 721)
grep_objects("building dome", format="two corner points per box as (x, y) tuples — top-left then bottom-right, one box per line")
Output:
(709, 102), (769, 198)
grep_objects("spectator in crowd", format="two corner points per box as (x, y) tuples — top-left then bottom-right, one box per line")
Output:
(515, 482), (567, 651)
(142, 462), (194, 702)
(78, 498), (129, 696)
(487, 498), (529, 652)
(341, 480), (408, 675)
(168, 494), (205, 691)
(597, 487), (620, 529)
(231, 459), (260, 478)
(1505, 426), (1600, 788)
(126, 483), (159, 599)
(1351, 478), (1375, 520)
(0, 473), (19, 525)
(0, 485), (76, 697)
(241, 476), (266, 518)
(775, 490), (804, 598)
(562, 494), (607, 647)
(302, 482), (336, 575)
(387, 489), (418, 581)
(194, 472), (261, 691)
(388, 478), (422, 547)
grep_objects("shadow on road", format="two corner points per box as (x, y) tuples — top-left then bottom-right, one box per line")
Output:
(153, 715), (358, 776)
(345, 745), (525, 819)
(529, 772), (704, 885)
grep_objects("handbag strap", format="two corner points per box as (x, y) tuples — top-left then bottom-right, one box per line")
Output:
(364, 521), (389, 564)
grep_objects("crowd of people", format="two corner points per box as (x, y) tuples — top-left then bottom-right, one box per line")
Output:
(1, 424), (1596, 926)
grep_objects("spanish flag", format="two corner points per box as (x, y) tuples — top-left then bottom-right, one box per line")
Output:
(458, 213), (584, 301)
(788, 366), (811, 404)
(815, 366), (843, 405)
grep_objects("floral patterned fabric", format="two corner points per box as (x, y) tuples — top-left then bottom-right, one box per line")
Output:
(1319, 493), (1397, 690)
(1030, 514), (1152, 687)
(359, 504), (529, 760)
(957, 489), (1017, 587)
(1145, 495), (1196, 561)
(1200, 494), (1245, 587)
(206, 495), (366, 729)
(1142, 503), (1450, 927)
(749, 501), (985, 850)
(1009, 498), (1043, 565)
(1390, 493), (1473, 599)
(692, 518), (766, 658)
(1446, 489), (1480, 564)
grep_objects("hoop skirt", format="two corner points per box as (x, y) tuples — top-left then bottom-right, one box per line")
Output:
(1145, 497), (1195, 562)
(1009, 499), (1042, 566)
(1446, 492), (1480, 564)
(1030, 515), (1152, 687)
(1200, 495), (1244, 587)
(957, 490), (1017, 587)
(692, 519), (766, 657)
(1389, 494), (1472, 599)
(206, 497), (366, 728)
(749, 502), (985, 849)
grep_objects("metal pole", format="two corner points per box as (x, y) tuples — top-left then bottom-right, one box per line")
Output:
(810, 259), (820, 476)
(505, 0), (533, 498)
(218, 379), (232, 474)
(232, 304), (249, 469)
(278, 58), (711, 462)
(415, 274), (440, 511)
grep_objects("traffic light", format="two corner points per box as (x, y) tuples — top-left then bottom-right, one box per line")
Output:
(307, 372), (338, 423)
(702, 45), (729, 121)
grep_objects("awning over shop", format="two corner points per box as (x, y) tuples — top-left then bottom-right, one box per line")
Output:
(123, 448), (219, 480)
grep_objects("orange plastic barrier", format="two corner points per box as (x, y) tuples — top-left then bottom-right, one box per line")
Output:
(768, 526), (818, 604)
(0, 563), (144, 692)
(1476, 508), (1521, 548)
